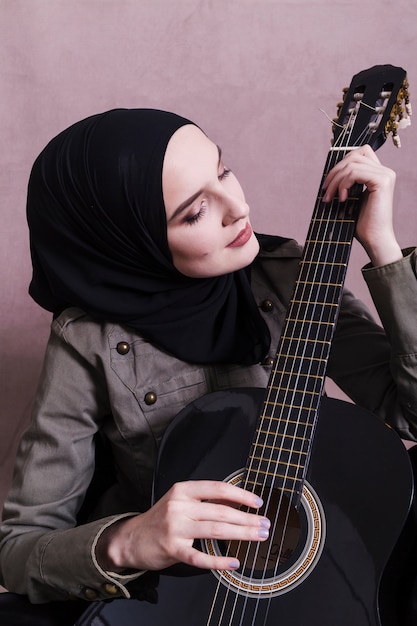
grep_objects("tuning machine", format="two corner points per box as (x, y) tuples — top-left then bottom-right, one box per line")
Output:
(385, 77), (412, 147)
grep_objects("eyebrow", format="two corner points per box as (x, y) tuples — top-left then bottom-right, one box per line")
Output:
(168, 145), (223, 221)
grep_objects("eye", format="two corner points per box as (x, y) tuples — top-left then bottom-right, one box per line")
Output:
(219, 167), (232, 181)
(184, 202), (207, 225)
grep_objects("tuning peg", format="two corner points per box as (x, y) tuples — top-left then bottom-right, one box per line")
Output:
(392, 130), (401, 148)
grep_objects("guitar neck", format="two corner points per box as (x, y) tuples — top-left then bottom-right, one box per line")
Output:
(244, 159), (363, 504)
(242, 64), (410, 506)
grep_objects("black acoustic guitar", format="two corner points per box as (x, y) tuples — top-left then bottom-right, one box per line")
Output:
(74, 65), (415, 626)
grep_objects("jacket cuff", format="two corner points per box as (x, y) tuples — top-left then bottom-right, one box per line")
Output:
(31, 514), (145, 602)
(362, 247), (417, 354)
(91, 513), (147, 600)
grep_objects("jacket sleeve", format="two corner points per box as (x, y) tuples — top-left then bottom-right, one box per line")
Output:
(328, 248), (417, 441)
(0, 316), (144, 603)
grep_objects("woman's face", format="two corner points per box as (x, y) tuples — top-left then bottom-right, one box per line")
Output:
(163, 125), (259, 278)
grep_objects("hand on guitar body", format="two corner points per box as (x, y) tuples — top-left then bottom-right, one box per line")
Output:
(96, 480), (270, 573)
(323, 144), (402, 267)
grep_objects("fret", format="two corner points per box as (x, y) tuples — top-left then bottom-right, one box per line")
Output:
(291, 285), (342, 305)
(309, 219), (356, 238)
(284, 318), (335, 333)
(310, 216), (356, 224)
(278, 340), (330, 362)
(279, 324), (335, 348)
(270, 359), (327, 383)
(275, 353), (326, 364)
(255, 428), (311, 446)
(271, 370), (324, 393)
(272, 369), (323, 379)
(248, 456), (304, 474)
(280, 335), (331, 346)
(297, 263), (347, 285)
(255, 428), (315, 450)
(261, 392), (320, 417)
(305, 239), (352, 246)
(290, 299), (338, 307)
(267, 384), (320, 397)
(261, 404), (318, 419)
(264, 401), (317, 414)
(286, 301), (339, 325)
(250, 444), (308, 457)
(315, 193), (361, 203)
(296, 280), (342, 288)
(299, 260), (347, 266)
(247, 468), (303, 483)
(286, 317), (334, 324)
(256, 421), (313, 436)
(245, 473), (304, 494)
(249, 444), (308, 459)
(245, 476), (300, 494)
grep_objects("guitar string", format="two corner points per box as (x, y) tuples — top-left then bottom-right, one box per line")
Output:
(216, 114), (358, 626)
(253, 92), (397, 624)
(269, 99), (378, 510)
(257, 109), (377, 611)
(235, 108), (378, 625)
(236, 109), (365, 625)
(211, 122), (354, 626)
(205, 96), (380, 625)
(249, 92), (391, 622)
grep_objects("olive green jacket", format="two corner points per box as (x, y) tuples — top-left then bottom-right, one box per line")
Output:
(1, 238), (417, 604)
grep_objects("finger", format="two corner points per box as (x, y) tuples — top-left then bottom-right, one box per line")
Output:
(323, 159), (380, 203)
(180, 545), (242, 571)
(172, 480), (264, 510)
(323, 146), (381, 196)
(192, 501), (270, 529)
(190, 518), (270, 544)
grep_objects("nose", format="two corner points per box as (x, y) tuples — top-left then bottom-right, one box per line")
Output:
(221, 190), (248, 227)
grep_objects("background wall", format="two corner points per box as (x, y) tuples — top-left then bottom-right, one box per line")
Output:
(1, 0), (416, 506)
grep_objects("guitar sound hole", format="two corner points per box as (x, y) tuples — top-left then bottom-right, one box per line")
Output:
(228, 488), (306, 579)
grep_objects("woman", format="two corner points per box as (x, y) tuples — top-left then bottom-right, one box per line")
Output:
(0, 109), (416, 623)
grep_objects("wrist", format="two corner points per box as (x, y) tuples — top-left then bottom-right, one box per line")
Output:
(366, 242), (403, 267)
(95, 516), (136, 572)
(361, 232), (402, 267)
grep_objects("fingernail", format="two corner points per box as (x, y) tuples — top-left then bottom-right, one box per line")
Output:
(259, 517), (270, 529)
(254, 496), (263, 508)
(228, 559), (240, 569)
(258, 528), (269, 539)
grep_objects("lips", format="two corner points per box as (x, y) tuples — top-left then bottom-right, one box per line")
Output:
(227, 223), (252, 248)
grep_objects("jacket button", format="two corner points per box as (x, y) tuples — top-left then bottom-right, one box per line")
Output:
(83, 588), (99, 601)
(144, 392), (157, 405)
(260, 299), (274, 312)
(262, 356), (275, 366)
(103, 583), (119, 595)
(116, 341), (130, 355)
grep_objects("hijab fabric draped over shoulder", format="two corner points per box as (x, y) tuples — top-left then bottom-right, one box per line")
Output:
(27, 109), (270, 365)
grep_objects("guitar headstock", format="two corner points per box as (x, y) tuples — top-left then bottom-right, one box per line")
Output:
(332, 64), (411, 151)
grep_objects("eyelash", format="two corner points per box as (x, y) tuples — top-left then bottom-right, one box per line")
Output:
(219, 167), (232, 181)
(185, 203), (207, 225)
(185, 167), (232, 225)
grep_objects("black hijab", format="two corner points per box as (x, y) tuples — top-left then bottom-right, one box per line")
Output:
(27, 109), (270, 365)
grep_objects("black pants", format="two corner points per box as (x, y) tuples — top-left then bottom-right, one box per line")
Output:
(0, 592), (88, 626)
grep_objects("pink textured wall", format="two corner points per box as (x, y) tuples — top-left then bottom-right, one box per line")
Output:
(1, 0), (417, 505)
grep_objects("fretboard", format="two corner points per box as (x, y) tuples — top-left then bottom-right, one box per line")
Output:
(244, 166), (363, 505)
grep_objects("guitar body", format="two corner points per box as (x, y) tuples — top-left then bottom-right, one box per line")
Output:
(80, 391), (415, 626)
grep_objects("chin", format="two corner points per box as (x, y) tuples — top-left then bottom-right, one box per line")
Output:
(229, 236), (260, 272)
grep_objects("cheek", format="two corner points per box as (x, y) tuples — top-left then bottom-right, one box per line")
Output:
(167, 228), (220, 276)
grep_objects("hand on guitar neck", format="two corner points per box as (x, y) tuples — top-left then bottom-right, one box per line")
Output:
(323, 144), (402, 267)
